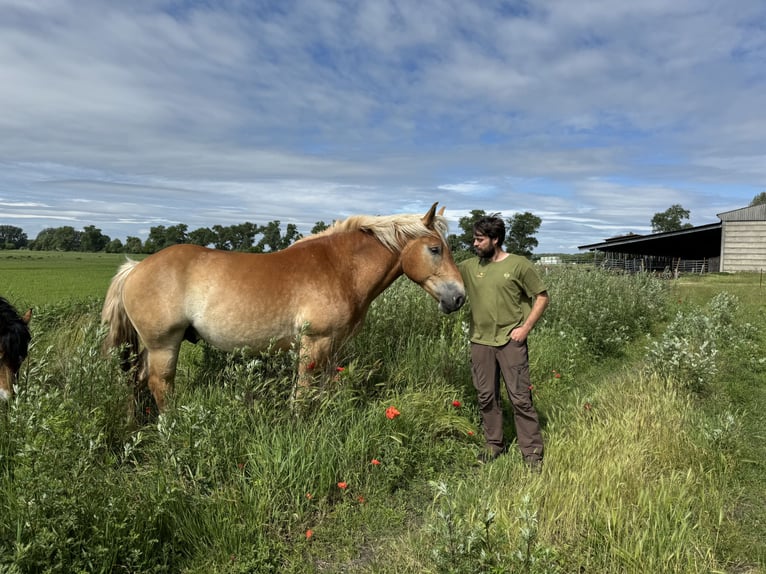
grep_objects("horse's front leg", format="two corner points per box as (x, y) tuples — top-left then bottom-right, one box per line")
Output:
(293, 336), (334, 405)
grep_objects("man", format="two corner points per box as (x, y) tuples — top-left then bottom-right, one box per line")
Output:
(458, 214), (549, 470)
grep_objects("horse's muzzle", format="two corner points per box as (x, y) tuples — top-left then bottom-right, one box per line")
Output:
(438, 283), (466, 314)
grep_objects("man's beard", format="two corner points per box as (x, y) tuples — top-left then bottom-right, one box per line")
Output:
(476, 244), (496, 262)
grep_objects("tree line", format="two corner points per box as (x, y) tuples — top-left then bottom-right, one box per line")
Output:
(3, 193), (763, 256)
(0, 220), (323, 254)
(0, 211), (547, 257)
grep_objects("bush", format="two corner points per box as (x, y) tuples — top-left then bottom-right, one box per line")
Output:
(539, 267), (668, 358)
(644, 292), (759, 394)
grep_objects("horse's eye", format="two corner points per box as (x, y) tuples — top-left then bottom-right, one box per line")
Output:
(429, 245), (441, 255)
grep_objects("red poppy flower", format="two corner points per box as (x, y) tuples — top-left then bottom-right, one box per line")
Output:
(336, 366), (345, 372)
(357, 496), (365, 504)
(337, 481), (348, 490)
(385, 406), (400, 420)
(371, 458), (381, 466)
(452, 400), (461, 408)
(468, 430), (474, 436)
(554, 373), (562, 379)
(306, 529), (313, 539)
(307, 361), (316, 370)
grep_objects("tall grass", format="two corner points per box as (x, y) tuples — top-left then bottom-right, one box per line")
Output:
(1, 266), (763, 572)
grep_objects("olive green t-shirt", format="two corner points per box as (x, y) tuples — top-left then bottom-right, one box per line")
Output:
(458, 255), (547, 346)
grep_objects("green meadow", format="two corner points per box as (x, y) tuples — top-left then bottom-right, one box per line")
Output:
(0, 251), (144, 306)
(1, 251), (764, 573)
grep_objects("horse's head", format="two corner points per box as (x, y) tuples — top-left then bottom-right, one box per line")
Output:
(0, 301), (32, 401)
(400, 203), (466, 314)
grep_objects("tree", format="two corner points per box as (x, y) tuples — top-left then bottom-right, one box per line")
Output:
(188, 227), (217, 247)
(311, 221), (330, 234)
(212, 222), (258, 251)
(0, 225), (27, 249)
(80, 225), (110, 252)
(105, 238), (124, 253)
(256, 220), (302, 252)
(212, 224), (234, 251)
(446, 233), (462, 254)
(230, 222), (259, 251)
(30, 228), (56, 250)
(750, 192), (766, 206)
(505, 212), (541, 258)
(283, 223), (302, 247)
(143, 225), (167, 253)
(31, 226), (79, 251)
(56, 227), (81, 251)
(144, 224), (189, 253)
(651, 204), (693, 233)
(164, 224), (189, 246)
(124, 236), (143, 254)
(257, 220), (282, 252)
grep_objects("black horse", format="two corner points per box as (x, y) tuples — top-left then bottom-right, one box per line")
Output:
(0, 297), (32, 401)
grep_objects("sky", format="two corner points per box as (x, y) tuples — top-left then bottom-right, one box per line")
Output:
(1, 0), (765, 254)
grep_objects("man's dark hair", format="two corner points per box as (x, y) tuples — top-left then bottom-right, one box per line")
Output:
(473, 214), (506, 246)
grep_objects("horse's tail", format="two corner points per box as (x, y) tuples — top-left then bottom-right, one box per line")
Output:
(101, 259), (142, 373)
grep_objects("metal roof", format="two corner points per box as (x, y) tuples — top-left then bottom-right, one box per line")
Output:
(717, 204), (766, 221)
(578, 223), (722, 258)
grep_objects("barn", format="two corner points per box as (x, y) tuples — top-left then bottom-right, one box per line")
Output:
(578, 204), (766, 274)
(718, 204), (766, 272)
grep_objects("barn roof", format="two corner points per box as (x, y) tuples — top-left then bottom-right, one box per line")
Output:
(578, 223), (722, 258)
(718, 204), (766, 221)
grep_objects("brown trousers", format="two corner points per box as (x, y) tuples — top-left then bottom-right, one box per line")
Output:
(470, 340), (544, 461)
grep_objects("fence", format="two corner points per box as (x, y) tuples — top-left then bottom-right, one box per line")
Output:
(593, 255), (720, 276)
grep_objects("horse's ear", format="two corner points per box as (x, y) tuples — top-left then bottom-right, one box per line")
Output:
(437, 206), (446, 216)
(22, 308), (32, 325)
(422, 202), (439, 228)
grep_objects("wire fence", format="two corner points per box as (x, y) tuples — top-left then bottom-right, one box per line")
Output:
(534, 254), (720, 277)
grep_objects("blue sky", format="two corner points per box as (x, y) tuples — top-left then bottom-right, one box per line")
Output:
(1, 0), (765, 253)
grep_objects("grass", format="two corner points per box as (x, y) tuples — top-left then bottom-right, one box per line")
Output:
(0, 250), (144, 307)
(672, 270), (766, 300)
(1, 254), (764, 573)
(671, 274), (766, 569)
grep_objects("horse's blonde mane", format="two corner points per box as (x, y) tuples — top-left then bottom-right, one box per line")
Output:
(300, 213), (449, 251)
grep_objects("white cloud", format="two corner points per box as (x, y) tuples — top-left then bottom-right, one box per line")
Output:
(0, 0), (763, 253)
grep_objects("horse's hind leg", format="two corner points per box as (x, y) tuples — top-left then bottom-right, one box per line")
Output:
(144, 345), (181, 412)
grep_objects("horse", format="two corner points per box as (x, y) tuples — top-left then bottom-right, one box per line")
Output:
(102, 202), (465, 411)
(0, 297), (32, 401)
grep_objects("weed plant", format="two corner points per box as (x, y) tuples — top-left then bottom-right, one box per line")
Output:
(645, 291), (761, 394)
(538, 266), (668, 358)
(0, 265), (763, 572)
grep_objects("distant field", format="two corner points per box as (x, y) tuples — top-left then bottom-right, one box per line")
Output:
(672, 271), (765, 308)
(0, 251), (145, 308)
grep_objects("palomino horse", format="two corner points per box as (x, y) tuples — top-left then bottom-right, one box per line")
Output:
(102, 202), (465, 411)
(0, 297), (32, 401)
